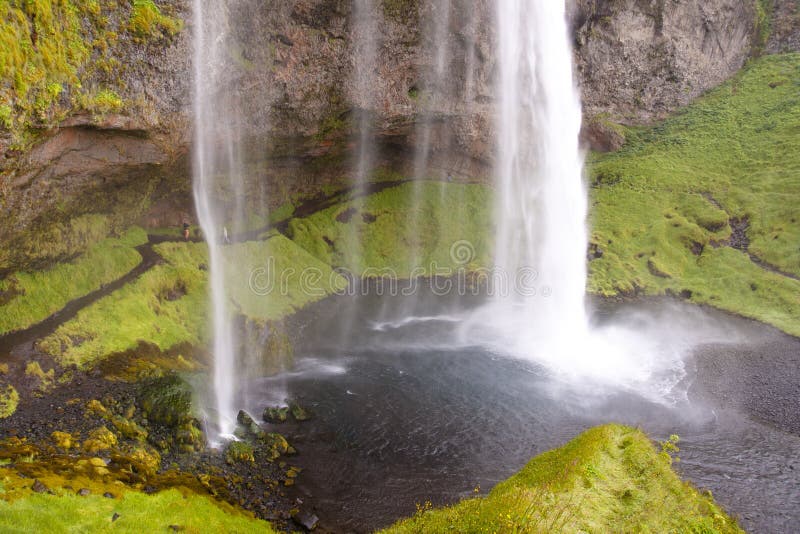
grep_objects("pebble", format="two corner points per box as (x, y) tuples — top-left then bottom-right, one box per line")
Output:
(78, 488), (91, 496)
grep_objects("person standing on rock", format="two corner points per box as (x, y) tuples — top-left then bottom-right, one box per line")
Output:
(183, 222), (190, 241)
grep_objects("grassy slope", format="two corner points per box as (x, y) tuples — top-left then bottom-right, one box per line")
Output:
(38, 235), (347, 367)
(223, 234), (348, 322)
(0, 488), (273, 533)
(0, 227), (147, 336)
(589, 53), (800, 335)
(38, 240), (208, 368)
(384, 424), (741, 534)
(288, 182), (493, 277)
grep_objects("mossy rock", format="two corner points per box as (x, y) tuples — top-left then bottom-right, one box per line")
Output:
(225, 441), (254, 465)
(260, 433), (295, 462)
(138, 374), (193, 428)
(289, 401), (311, 422)
(174, 420), (204, 454)
(112, 446), (162, 477)
(110, 415), (148, 442)
(262, 406), (289, 424)
(50, 431), (75, 451)
(82, 426), (117, 453)
(0, 384), (19, 418)
(235, 410), (265, 440)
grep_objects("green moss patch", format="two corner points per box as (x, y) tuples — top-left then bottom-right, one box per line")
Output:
(0, 0), (183, 139)
(0, 384), (19, 419)
(0, 488), (273, 533)
(589, 53), (800, 335)
(0, 227), (147, 336)
(38, 241), (209, 368)
(129, 0), (182, 40)
(223, 234), (348, 322)
(384, 424), (741, 533)
(288, 182), (492, 278)
(37, 235), (349, 367)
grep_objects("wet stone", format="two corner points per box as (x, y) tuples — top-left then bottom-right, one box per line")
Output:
(77, 488), (91, 496)
(289, 401), (311, 422)
(31, 479), (48, 493)
(103, 492), (115, 499)
(292, 509), (319, 531)
(263, 406), (289, 424)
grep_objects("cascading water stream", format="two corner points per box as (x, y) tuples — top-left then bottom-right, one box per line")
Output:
(460, 0), (687, 401)
(192, 0), (244, 439)
(493, 0), (588, 346)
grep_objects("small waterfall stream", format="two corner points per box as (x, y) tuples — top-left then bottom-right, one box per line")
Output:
(191, 0), (244, 439)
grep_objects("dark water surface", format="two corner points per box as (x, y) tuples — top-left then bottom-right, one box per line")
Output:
(246, 292), (800, 533)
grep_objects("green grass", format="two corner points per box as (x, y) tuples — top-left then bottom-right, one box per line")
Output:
(288, 182), (493, 278)
(38, 241), (209, 368)
(223, 234), (348, 322)
(0, 488), (274, 533)
(589, 53), (800, 335)
(384, 424), (741, 534)
(38, 236), (350, 366)
(0, 227), (147, 336)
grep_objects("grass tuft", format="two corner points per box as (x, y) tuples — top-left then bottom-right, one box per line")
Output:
(384, 425), (742, 534)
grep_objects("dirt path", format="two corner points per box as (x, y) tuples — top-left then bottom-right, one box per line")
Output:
(0, 240), (164, 363)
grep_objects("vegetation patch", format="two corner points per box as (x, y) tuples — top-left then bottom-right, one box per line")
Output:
(36, 235), (349, 367)
(0, 227), (147, 336)
(223, 234), (349, 322)
(0, 384), (19, 419)
(0, 0), (183, 140)
(288, 182), (493, 278)
(129, 0), (182, 40)
(588, 53), (800, 335)
(384, 424), (741, 533)
(38, 241), (209, 368)
(0, 488), (273, 532)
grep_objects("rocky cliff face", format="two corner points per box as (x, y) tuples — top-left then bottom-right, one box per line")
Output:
(572, 0), (759, 121)
(0, 0), (783, 272)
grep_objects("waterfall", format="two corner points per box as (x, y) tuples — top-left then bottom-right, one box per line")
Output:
(192, 0), (243, 439)
(352, 0), (379, 192)
(461, 0), (591, 365)
(465, 1), (687, 401)
(494, 0), (588, 345)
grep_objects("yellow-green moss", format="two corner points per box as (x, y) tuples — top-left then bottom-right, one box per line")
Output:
(588, 53), (800, 336)
(38, 241), (209, 368)
(288, 182), (493, 278)
(0, 488), (274, 532)
(129, 0), (182, 39)
(384, 425), (742, 534)
(0, 0), (181, 141)
(0, 227), (147, 336)
(0, 385), (19, 419)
